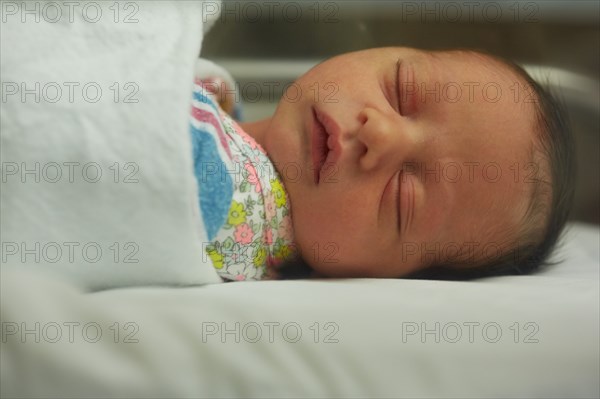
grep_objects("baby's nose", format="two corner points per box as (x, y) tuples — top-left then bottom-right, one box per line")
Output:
(356, 107), (415, 171)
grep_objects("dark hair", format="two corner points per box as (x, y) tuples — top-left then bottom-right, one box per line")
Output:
(276, 52), (576, 282)
(406, 55), (576, 281)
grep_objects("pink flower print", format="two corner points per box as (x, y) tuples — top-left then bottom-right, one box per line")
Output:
(223, 262), (259, 281)
(240, 129), (258, 150)
(245, 163), (262, 194)
(237, 123), (268, 155)
(263, 227), (274, 245)
(234, 223), (254, 245)
(278, 215), (293, 241)
(266, 255), (284, 269)
(264, 192), (276, 220)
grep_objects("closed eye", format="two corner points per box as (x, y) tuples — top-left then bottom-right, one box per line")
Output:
(395, 58), (402, 115)
(396, 170), (403, 232)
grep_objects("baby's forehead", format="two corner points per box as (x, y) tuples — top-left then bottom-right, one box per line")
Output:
(426, 48), (522, 79)
(446, 50), (536, 114)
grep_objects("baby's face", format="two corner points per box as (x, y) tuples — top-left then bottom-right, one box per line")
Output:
(250, 47), (539, 278)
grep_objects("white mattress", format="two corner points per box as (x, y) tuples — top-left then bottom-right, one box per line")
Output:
(1, 222), (598, 398)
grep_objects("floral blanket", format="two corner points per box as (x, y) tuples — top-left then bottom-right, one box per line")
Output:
(190, 82), (295, 281)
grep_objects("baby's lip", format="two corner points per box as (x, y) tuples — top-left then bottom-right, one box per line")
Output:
(312, 107), (341, 184)
(311, 107), (327, 185)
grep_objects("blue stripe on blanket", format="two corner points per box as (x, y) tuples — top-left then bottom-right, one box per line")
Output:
(193, 90), (219, 112)
(190, 124), (233, 241)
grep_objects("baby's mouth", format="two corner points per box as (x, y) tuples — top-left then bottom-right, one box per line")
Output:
(311, 107), (329, 185)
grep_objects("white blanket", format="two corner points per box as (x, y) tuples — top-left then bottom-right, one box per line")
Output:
(1, 1), (223, 289)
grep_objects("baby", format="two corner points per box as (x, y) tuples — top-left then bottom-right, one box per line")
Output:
(192, 47), (575, 282)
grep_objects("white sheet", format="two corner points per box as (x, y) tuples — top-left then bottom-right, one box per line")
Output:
(2, 222), (598, 398)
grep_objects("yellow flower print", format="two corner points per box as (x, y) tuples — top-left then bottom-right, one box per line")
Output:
(253, 247), (267, 267)
(207, 248), (224, 269)
(274, 244), (294, 261)
(228, 200), (247, 226)
(270, 179), (287, 208)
